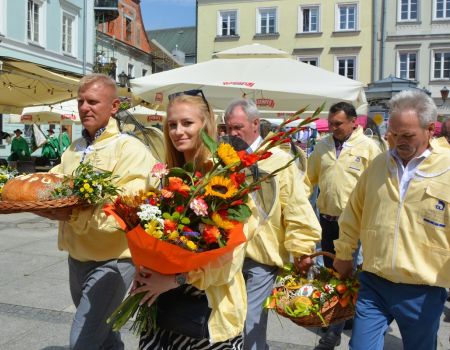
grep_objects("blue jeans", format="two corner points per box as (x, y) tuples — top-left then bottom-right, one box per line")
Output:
(350, 272), (446, 350)
(68, 257), (135, 350)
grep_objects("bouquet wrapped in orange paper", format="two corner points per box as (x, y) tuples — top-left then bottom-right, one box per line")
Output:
(104, 106), (321, 334)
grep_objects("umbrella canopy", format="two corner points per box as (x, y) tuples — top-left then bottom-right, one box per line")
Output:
(11, 99), (80, 124)
(125, 105), (165, 125)
(0, 60), (80, 114)
(131, 44), (367, 116)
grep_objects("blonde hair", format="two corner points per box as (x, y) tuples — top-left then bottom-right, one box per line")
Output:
(78, 73), (118, 98)
(164, 94), (216, 171)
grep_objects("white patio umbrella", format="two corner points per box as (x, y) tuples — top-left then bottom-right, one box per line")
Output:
(14, 99), (80, 125)
(125, 105), (165, 125)
(131, 44), (367, 116)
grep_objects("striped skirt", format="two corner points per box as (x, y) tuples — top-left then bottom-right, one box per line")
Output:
(139, 328), (243, 350)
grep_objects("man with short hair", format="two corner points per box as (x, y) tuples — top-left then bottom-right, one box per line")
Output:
(225, 99), (321, 350)
(334, 90), (449, 349)
(8, 129), (31, 161)
(307, 102), (381, 349)
(43, 73), (158, 349)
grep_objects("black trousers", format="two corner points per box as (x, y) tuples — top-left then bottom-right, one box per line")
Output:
(319, 215), (340, 268)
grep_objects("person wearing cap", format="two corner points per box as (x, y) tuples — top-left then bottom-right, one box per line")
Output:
(307, 102), (381, 349)
(41, 129), (60, 160)
(8, 129), (31, 161)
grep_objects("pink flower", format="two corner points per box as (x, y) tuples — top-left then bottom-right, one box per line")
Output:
(151, 163), (169, 179)
(189, 197), (208, 216)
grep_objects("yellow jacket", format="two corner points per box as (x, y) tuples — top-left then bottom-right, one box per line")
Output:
(245, 147), (321, 268)
(51, 118), (157, 262)
(335, 139), (450, 288)
(187, 210), (258, 343)
(307, 126), (381, 216)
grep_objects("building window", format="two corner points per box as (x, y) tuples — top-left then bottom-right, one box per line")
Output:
(218, 10), (237, 36)
(27, 0), (42, 43)
(142, 69), (148, 76)
(62, 13), (74, 54)
(398, 52), (417, 80)
(125, 17), (132, 42)
(433, 51), (450, 79)
(257, 8), (277, 34)
(434, 0), (450, 19)
(298, 57), (319, 66)
(128, 63), (134, 78)
(336, 56), (356, 79)
(337, 4), (357, 31)
(399, 0), (418, 21)
(299, 6), (319, 33)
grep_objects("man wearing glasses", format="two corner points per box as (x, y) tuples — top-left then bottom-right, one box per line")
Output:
(307, 102), (381, 349)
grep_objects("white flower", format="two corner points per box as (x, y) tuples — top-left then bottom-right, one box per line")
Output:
(137, 204), (164, 226)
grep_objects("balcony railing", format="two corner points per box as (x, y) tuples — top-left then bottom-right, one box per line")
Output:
(94, 0), (119, 24)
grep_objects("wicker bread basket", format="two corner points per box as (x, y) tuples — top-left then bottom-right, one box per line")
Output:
(274, 251), (356, 328)
(0, 196), (81, 214)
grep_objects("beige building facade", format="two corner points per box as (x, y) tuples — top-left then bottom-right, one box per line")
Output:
(377, 0), (450, 116)
(197, 0), (374, 85)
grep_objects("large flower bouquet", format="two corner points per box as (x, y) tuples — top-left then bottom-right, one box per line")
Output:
(104, 106), (322, 334)
(265, 253), (359, 327)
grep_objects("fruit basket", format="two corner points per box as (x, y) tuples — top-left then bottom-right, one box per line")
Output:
(265, 252), (359, 327)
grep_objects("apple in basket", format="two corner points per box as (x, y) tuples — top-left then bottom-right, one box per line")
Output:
(1, 173), (68, 201)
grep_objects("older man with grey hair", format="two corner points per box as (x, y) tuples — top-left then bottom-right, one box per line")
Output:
(225, 99), (321, 350)
(334, 90), (449, 350)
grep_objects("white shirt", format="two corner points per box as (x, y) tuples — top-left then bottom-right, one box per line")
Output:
(249, 136), (263, 153)
(391, 148), (431, 201)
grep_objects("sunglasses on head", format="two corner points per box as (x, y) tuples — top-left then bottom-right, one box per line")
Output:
(168, 89), (210, 109)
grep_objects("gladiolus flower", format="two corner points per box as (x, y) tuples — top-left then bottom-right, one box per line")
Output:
(230, 172), (246, 187)
(237, 151), (259, 167)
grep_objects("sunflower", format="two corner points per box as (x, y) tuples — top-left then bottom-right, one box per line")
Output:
(217, 143), (240, 168)
(212, 212), (235, 230)
(204, 176), (238, 199)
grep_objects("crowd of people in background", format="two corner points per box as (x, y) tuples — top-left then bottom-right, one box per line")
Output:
(3, 73), (450, 350)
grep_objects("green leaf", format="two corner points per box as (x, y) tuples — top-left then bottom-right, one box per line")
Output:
(201, 129), (218, 155)
(226, 205), (252, 221)
(168, 167), (189, 178)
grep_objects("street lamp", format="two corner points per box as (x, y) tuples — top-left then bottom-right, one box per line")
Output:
(441, 86), (449, 104)
(118, 71), (129, 88)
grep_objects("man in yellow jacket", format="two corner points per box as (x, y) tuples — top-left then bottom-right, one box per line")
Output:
(307, 102), (381, 349)
(334, 90), (449, 350)
(44, 74), (157, 349)
(225, 99), (321, 350)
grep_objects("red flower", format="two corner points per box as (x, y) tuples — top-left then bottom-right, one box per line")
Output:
(258, 151), (272, 160)
(237, 151), (259, 167)
(175, 205), (185, 213)
(230, 172), (246, 187)
(164, 219), (177, 233)
(230, 199), (244, 206)
(203, 225), (221, 244)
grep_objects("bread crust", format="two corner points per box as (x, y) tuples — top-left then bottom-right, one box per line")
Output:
(2, 173), (66, 201)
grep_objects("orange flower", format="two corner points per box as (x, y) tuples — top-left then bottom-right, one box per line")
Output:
(167, 177), (190, 197)
(237, 151), (259, 167)
(203, 224), (221, 244)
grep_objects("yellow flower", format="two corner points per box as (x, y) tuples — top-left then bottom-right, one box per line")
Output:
(217, 143), (240, 167)
(144, 221), (163, 239)
(186, 240), (198, 251)
(80, 187), (85, 193)
(212, 212), (235, 230)
(204, 176), (238, 199)
(84, 193), (89, 198)
(168, 231), (179, 240)
(83, 183), (91, 189)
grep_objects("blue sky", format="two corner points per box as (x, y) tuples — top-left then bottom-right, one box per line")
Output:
(140, 0), (196, 30)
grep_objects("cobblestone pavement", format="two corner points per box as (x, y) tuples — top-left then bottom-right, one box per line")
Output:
(0, 213), (448, 349)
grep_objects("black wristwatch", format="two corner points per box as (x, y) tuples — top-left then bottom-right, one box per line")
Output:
(175, 273), (187, 286)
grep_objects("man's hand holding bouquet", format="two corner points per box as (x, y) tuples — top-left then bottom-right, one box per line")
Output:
(103, 106), (322, 334)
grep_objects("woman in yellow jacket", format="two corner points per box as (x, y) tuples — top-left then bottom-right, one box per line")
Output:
(132, 92), (259, 349)
(334, 90), (449, 350)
